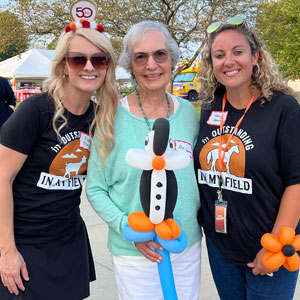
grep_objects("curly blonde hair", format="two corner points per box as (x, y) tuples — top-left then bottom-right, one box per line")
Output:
(43, 28), (119, 163)
(199, 22), (294, 105)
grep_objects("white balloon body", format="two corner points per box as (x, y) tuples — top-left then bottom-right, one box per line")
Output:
(149, 170), (167, 224)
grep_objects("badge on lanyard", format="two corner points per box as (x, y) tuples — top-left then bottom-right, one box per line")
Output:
(215, 177), (227, 234)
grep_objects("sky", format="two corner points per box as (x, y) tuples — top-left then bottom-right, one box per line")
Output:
(0, 0), (9, 10)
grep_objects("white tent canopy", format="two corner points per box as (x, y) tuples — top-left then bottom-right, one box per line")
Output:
(0, 48), (131, 83)
(0, 49), (54, 82)
(115, 66), (132, 84)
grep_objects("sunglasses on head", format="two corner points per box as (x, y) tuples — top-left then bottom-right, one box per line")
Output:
(133, 49), (170, 66)
(66, 52), (110, 70)
(207, 16), (244, 34)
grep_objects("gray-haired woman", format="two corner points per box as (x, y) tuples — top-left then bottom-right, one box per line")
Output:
(87, 20), (202, 299)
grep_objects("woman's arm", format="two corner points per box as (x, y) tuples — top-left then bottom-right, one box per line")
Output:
(272, 183), (300, 235)
(1, 78), (16, 107)
(249, 183), (300, 275)
(86, 143), (163, 262)
(0, 145), (29, 295)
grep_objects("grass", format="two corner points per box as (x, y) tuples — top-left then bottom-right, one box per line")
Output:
(191, 100), (201, 119)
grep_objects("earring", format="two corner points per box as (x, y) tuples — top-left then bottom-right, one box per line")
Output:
(63, 74), (69, 81)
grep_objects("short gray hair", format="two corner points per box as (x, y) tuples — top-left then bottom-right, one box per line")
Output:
(119, 20), (179, 73)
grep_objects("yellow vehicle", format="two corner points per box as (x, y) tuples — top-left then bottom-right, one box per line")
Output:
(172, 61), (201, 101)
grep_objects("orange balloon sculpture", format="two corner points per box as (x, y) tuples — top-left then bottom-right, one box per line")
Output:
(261, 226), (300, 272)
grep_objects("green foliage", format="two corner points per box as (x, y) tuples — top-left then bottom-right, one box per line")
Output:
(6, 0), (261, 58)
(256, 0), (300, 79)
(2, 0), (263, 90)
(119, 84), (135, 97)
(0, 10), (29, 61)
(191, 100), (201, 120)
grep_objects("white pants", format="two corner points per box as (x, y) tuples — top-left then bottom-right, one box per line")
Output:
(113, 242), (201, 300)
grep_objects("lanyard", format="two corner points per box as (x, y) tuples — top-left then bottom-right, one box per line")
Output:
(218, 92), (255, 175)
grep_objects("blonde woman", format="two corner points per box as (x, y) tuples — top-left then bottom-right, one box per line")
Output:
(194, 16), (300, 299)
(0, 22), (119, 300)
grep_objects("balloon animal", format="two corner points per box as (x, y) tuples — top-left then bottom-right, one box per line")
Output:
(261, 226), (300, 272)
(123, 118), (190, 299)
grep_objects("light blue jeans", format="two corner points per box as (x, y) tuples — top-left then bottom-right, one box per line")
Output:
(206, 238), (299, 300)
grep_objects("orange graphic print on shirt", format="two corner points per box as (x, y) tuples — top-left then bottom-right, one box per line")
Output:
(49, 139), (89, 178)
(199, 134), (245, 177)
(197, 133), (253, 194)
(37, 132), (91, 190)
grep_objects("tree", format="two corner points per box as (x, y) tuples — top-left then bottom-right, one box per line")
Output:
(0, 10), (29, 61)
(7, 0), (262, 84)
(8, 0), (261, 53)
(256, 0), (300, 80)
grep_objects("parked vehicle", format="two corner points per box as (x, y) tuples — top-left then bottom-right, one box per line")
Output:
(172, 61), (201, 101)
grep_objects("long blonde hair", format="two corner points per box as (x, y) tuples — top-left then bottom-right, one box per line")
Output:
(43, 28), (119, 162)
(199, 22), (294, 105)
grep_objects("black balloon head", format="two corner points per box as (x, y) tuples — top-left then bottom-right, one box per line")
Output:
(152, 118), (170, 156)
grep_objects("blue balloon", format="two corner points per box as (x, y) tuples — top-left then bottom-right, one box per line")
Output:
(155, 237), (178, 300)
(123, 222), (187, 300)
(123, 224), (155, 242)
(157, 230), (187, 254)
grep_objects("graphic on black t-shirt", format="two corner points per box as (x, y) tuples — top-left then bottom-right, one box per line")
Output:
(37, 131), (91, 190)
(198, 134), (252, 194)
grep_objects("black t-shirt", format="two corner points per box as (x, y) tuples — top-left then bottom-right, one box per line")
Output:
(194, 91), (300, 266)
(0, 76), (16, 106)
(0, 92), (95, 243)
(0, 77), (16, 128)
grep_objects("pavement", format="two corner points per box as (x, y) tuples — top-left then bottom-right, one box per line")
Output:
(80, 184), (300, 300)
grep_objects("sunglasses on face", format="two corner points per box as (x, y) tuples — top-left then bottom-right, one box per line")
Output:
(207, 16), (244, 34)
(66, 52), (110, 70)
(133, 49), (170, 66)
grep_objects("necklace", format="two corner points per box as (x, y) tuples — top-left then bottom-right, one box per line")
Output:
(136, 88), (171, 131)
(217, 92), (255, 202)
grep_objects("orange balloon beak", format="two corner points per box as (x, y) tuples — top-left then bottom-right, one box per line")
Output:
(152, 156), (165, 170)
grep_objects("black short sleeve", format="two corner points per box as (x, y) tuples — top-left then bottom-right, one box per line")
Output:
(0, 94), (46, 154)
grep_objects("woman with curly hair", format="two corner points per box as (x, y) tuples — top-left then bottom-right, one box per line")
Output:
(194, 16), (300, 299)
(0, 21), (119, 300)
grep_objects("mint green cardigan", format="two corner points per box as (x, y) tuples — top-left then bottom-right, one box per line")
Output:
(86, 97), (202, 256)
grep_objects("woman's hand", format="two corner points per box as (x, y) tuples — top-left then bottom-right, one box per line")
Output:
(0, 249), (29, 295)
(247, 248), (276, 276)
(135, 241), (164, 263)
(248, 183), (300, 276)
